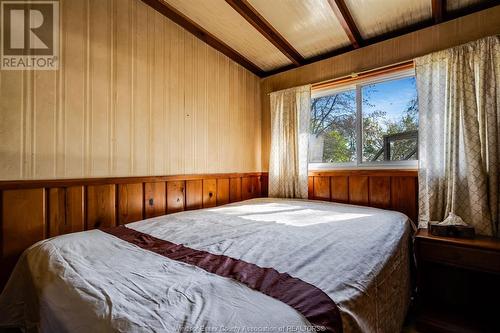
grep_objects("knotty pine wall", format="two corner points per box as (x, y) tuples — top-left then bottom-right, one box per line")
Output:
(0, 0), (261, 181)
(260, 6), (500, 170)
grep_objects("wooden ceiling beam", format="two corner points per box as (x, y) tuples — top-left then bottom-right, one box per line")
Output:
(140, 0), (264, 76)
(327, 0), (363, 48)
(432, 0), (446, 23)
(225, 0), (304, 66)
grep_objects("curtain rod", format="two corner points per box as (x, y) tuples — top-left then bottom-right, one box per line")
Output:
(267, 59), (415, 95)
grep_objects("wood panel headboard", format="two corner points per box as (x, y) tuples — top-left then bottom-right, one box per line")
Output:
(0, 172), (268, 289)
(308, 169), (418, 223)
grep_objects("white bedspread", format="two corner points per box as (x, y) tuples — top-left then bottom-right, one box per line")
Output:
(0, 198), (412, 333)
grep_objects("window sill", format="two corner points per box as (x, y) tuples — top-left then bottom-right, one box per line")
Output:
(308, 161), (418, 171)
(308, 167), (418, 177)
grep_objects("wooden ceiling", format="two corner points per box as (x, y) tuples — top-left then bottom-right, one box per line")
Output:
(141, 0), (498, 77)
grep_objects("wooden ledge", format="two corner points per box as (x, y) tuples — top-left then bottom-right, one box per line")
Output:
(309, 169), (418, 177)
(416, 229), (500, 252)
(0, 172), (268, 190)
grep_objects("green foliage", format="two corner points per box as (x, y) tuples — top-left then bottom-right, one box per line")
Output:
(323, 130), (353, 163)
(311, 90), (357, 162)
(362, 110), (386, 161)
(310, 86), (419, 163)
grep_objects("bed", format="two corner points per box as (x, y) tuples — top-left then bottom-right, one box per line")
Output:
(0, 198), (412, 333)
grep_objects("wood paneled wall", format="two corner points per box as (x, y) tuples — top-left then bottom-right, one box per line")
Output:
(308, 170), (418, 222)
(0, 172), (267, 289)
(260, 6), (500, 169)
(1, 169), (418, 290)
(0, 0), (261, 180)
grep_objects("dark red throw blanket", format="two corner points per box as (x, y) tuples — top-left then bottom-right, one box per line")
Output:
(102, 226), (343, 333)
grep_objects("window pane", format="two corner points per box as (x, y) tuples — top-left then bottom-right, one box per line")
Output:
(361, 76), (418, 162)
(309, 90), (356, 163)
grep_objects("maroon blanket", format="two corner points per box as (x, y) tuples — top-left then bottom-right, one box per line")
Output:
(103, 226), (343, 333)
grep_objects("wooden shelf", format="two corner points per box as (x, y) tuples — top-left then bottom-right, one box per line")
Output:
(416, 229), (500, 252)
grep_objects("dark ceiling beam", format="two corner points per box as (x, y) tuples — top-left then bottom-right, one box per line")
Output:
(224, 0), (304, 66)
(432, 0), (446, 23)
(327, 0), (363, 48)
(140, 0), (264, 76)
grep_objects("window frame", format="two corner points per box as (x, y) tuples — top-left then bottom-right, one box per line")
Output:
(309, 67), (418, 170)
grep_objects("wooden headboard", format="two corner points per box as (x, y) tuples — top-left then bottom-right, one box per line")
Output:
(308, 169), (418, 222)
(0, 172), (268, 289)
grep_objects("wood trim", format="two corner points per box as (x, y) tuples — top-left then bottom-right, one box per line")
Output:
(432, 0), (446, 23)
(0, 172), (266, 190)
(326, 0), (362, 48)
(139, 0), (264, 76)
(225, 0), (304, 66)
(312, 60), (414, 90)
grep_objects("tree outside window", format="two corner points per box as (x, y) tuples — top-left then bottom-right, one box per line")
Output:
(309, 74), (418, 166)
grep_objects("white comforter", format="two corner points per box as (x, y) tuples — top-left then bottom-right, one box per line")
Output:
(0, 198), (412, 333)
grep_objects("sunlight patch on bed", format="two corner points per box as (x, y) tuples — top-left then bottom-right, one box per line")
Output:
(208, 203), (302, 215)
(239, 209), (371, 226)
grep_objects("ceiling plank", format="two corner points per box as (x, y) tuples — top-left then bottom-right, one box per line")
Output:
(224, 0), (304, 66)
(140, 0), (264, 76)
(264, 2), (500, 77)
(432, 0), (446, 23)
(327, 0), (363, 48)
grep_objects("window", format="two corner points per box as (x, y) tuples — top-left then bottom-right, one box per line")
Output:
(309, 68), (418, 168)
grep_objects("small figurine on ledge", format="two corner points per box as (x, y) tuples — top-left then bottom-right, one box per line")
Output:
(429, 212), (476, 239)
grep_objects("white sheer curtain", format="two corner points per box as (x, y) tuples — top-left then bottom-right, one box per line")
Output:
(416, 35), (499, 237)
(269, 85), (311, 199)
